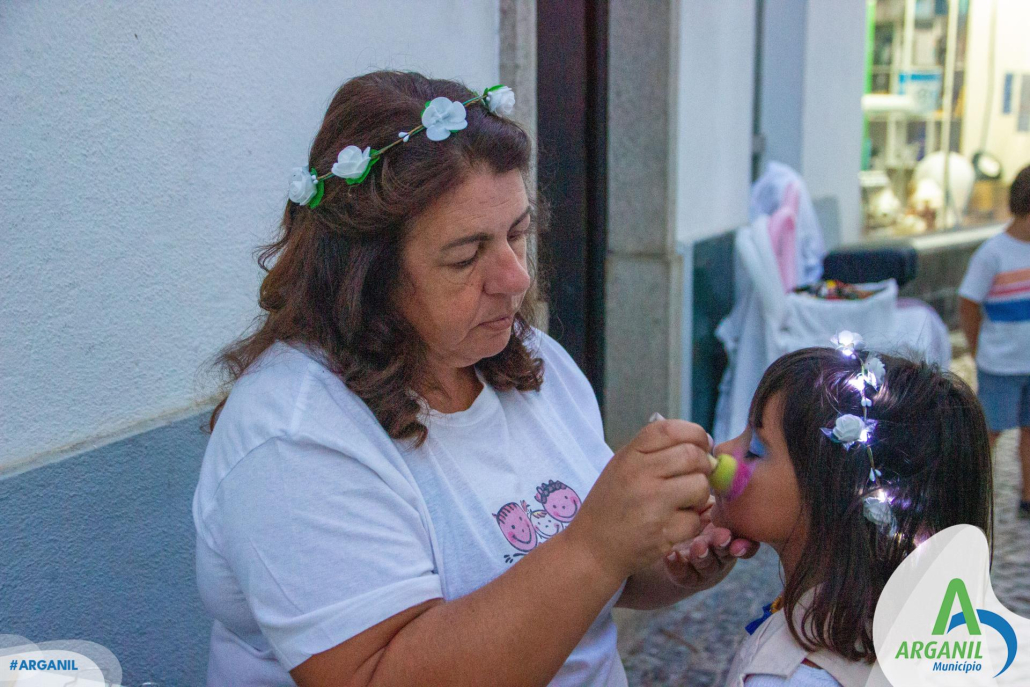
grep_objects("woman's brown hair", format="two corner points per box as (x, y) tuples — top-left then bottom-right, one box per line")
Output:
(206, 71), (544, 445)
(751, 347), (993, 662)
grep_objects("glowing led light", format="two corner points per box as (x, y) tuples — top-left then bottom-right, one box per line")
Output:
(849, 376), (866, 391)
(859, 427), (871, 443)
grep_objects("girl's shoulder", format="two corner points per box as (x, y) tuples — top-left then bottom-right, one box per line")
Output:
(744, 664), (842, 686)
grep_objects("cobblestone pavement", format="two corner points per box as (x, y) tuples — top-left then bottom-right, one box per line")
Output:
(619, 352), (1030, 686)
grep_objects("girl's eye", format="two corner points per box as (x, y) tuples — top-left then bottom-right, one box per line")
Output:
(746, 434), (767, 459)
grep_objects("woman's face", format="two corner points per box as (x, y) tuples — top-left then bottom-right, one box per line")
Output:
(397, 166), (532, 370)
(711, 392), (807, 554)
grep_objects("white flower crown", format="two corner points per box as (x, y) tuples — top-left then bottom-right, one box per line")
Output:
(288, 85), (516, 208)
(822, 330), (898, 536)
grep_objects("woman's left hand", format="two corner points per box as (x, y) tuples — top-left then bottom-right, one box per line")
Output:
(662, 498), (759, 593)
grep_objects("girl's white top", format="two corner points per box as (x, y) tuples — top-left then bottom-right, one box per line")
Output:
(192, 328), (627, 686)
(725, 589), (889, 687)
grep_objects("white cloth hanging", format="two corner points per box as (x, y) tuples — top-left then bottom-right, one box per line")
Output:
(749, 161), (826, 287)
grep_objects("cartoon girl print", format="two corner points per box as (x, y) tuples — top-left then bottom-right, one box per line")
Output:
(535, 479), (582, 522)
(494, 480), (581, 563)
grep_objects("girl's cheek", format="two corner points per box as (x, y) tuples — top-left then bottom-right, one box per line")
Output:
(711, 460), (764, 536)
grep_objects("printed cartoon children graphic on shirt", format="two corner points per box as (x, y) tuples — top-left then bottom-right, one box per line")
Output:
(495, 502), (537, 555)
(535, 479), (581, 522)
(494, 480), (582, 563)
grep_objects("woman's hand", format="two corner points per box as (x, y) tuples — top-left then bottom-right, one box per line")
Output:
(662, 525), (759, 594)
(616, 496), (760, 609)
(661, 495), (760, 592)
(563, 418), (714, 587)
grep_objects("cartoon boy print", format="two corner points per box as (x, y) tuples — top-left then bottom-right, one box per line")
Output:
(495, 501), (537, 563)
(495, 481), (582, 563)
(535, 480), (581, 522)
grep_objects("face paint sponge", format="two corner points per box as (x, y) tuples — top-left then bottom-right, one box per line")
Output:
(708, 453), (752, 500)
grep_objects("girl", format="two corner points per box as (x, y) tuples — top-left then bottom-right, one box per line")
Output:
(714, 340), (994, 687)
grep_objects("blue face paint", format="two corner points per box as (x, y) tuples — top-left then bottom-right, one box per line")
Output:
(747, 433), (767, 459)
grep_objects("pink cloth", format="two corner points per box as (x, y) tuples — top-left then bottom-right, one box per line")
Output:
(766, 182), (799, 292)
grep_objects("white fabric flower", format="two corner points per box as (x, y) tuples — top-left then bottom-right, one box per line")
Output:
(331, 145), (372, 179)
(831, 414), (868, 445)
(421, 97), (468, 141)
(864, 355), (886, 388)
(862, 494), (897, 534)
(831, 330), (864, 355)
(485, 86), (515, 115)
(288, 167), (317, 205)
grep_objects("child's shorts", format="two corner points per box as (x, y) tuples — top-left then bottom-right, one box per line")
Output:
(977, 370), (1030, 432)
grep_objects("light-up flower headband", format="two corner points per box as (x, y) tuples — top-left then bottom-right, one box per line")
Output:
(823, 330), (897, 536)
(287, 85), (516, 208)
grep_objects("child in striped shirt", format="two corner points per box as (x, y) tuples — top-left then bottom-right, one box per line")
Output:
(959, 163), (1030, 519)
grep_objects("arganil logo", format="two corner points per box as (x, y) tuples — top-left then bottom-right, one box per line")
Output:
(874, 525), (1029, 686)
(891, 578), (1018, 677)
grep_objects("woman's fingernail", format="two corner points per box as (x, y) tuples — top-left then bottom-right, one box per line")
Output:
(696, 548), (709, 559)
(707, 433), (715, 451)
(649, 412), (665, 423)
(717, 535), (731, 548)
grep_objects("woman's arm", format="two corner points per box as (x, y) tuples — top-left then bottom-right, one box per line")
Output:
(293, 526), (620, 687)
(291, 418), (715, 687)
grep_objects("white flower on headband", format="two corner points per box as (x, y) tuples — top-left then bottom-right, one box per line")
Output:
(422, 97), (468, 141)
(485, 86), (515, 115)
(862, 493), (898, 535)
(288, 167), (318, 205)
(864, 355), (886, 388)
(831, 330), (864, 356)
(331, 146), (373, 180)
(822, 414), (875, 448)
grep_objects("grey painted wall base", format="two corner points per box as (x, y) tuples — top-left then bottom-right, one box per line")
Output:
(605, 252), (685, 449)
(0, 412), (212, 685)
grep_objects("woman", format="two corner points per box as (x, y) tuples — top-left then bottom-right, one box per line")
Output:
(193, 71), (756, 686)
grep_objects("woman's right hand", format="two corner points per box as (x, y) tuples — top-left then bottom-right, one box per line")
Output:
(563, 419), (714, 584)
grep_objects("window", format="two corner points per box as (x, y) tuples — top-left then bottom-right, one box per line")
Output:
(861, 0), (1030, 238)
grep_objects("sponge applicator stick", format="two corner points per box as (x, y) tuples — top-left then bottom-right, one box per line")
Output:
(647, 413), (751, 500)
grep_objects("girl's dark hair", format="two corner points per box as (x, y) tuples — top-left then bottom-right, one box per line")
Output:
(205, 71), (544, 445)
(751, 347), (993, 662)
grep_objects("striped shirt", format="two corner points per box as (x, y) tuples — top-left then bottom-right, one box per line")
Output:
(959, 231), (1030, 374)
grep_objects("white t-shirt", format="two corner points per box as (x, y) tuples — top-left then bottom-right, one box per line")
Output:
(958, 231), (1030, 374)
(192, 329), (627, 686)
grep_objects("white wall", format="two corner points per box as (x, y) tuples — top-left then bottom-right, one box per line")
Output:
(760, 0), (806, 173)
(0, 1), (500, 469)
(799, 0), (867, 246)
(674, 0), (756, 421)
(674, 0), (757, 243)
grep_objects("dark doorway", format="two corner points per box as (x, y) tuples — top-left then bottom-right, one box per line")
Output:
(536, 0), (608, 407)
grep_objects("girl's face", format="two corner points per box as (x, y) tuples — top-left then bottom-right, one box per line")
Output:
(711, 392), (808, 555)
